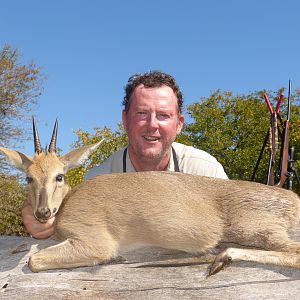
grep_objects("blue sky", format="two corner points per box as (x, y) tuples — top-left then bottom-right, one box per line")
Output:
(1, 0), (299, 155)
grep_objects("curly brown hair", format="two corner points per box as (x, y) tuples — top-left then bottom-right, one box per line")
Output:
(123, 71), (183, 113)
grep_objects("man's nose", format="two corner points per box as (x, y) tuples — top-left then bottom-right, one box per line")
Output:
(148, 114), (159, 128)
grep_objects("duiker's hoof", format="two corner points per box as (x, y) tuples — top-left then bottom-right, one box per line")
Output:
(208, 251), (232, 276)
(28, 254), (45, 273)
(28, 256), (39, 273)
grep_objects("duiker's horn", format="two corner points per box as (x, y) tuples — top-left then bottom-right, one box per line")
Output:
(48, 119), (58, 153)
(32, 117), (42, 154)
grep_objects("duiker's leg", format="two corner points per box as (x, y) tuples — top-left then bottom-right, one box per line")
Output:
(212, 212), (300, 274)
(29, 238), (118, 272)
(209, 246), (300, 276)
(209, 232), (300, 276)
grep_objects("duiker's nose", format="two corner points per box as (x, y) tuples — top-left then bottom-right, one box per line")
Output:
(36, 207), (51, 220)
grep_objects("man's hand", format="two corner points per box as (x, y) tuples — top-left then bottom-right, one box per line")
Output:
(22, 201), (55, 239)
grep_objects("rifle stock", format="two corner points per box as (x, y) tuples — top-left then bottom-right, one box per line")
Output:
(275, 80), (291, 188)
(276, 119), (289, 187)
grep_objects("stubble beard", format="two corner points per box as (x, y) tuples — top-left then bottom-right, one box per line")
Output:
(133, 136), (175, 164)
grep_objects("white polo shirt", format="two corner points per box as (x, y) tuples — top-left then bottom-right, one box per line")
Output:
(85, 142), (228, 180)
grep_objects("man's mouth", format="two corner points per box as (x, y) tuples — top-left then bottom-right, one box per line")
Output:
(143, 136), (160, 142)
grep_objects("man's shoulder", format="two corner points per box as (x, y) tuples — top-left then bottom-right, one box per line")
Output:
(172, 142), (218, 162)
(84, 147), (126, 180)
(108, 147), (126, 160)
(172, 142), (228, 179)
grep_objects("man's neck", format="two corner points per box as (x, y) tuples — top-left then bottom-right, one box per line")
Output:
(127, 147), (171, 172)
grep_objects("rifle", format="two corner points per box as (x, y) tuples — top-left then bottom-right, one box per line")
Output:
(251, 80), (300, 189)
(264, 92), (282, 185)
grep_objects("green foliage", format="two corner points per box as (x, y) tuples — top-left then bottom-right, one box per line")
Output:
(66, 124), (127, 187)
(0, 174), (28, 236)
(0, 44), (45, 172)
(0, 44), (45, 235)
(178, 89), (300, 191)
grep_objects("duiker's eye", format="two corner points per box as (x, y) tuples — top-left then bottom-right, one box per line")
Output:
(26, 177), (33, 184)
(56, 174), (64, 182)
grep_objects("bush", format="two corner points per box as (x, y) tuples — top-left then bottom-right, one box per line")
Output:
(0, 174), (28, 236)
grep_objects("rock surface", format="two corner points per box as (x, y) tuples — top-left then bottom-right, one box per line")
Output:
(1, 226), (300, 299)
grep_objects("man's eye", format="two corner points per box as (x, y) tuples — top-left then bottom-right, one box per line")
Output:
(136, 112), (147, 119)
(158, 114), (170, 120)
(56, 174), (64, 182)
(26, 177), (33, 184)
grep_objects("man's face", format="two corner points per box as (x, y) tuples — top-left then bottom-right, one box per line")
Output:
(122, 84), (184, 162)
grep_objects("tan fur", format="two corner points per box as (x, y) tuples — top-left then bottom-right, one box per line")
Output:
(26, 152), (70, 220)
(1, 144), (300, 275)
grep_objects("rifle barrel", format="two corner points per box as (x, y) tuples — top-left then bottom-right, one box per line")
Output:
(287, 79), (291, 121)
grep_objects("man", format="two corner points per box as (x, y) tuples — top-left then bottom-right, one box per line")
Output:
(86, 71), (227, 178)
(22, 71), (228, 239)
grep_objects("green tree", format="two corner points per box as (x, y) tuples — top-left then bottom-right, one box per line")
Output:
(66, 125), (127, 187)
(0, 44), (45, 171)
(0, 44), (45, 235)
(178, 89), (300, 190)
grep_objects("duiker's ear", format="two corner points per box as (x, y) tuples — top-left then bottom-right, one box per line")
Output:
(0, 147), (33, 171)
(60, 140), (104, 171)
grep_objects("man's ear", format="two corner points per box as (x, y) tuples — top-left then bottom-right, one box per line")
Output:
(60, 140), (104, 171)
(0, 147), (33, 172)
(122, 110), (128, 132)
(176, 114), (185, 134)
